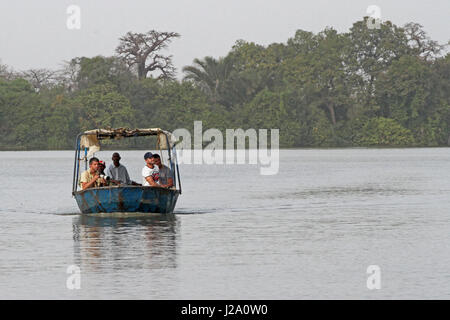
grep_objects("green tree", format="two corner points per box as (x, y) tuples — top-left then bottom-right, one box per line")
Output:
(0, 78), (43, 149)
(346, 18), (410, 109)
(44, 93), (77, 149)
(73, 84), (135, 131)
(182, 56), (234, 106)
(375, 55), (448, 145)
(283, 28), (351, 143)
(357, 117), (415, 146)
(67, 56), (135, 92)
(225, 41), (288, 106)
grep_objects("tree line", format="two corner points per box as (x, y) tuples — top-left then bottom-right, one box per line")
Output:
(0, 17), (449, 150)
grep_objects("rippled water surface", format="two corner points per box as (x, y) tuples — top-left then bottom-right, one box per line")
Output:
(0, 149), (449, 299)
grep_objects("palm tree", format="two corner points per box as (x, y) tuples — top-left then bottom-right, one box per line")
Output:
(182, 56), (234, 104)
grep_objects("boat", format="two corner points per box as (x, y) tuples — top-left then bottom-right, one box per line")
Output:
(72, 128), (182, 214)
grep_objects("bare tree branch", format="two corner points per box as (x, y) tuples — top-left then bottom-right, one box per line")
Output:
(115, 30), (180, 79)
(21, 68), (58, 90)
(0, 61), (18, 81)
(404, 22), (446, 60)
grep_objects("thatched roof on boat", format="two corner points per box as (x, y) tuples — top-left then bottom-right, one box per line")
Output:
(79, 128), (176, 157)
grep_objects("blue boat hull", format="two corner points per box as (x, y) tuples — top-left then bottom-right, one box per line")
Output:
(74, 186), (180, 214)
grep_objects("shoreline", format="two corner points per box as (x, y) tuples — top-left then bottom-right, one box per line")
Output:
(0, 146), (449, 152)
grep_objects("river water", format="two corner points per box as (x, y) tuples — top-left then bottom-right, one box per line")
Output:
(0, 149), (449, 299)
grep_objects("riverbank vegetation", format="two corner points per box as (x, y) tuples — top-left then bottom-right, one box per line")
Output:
(1, 17), (449, 150)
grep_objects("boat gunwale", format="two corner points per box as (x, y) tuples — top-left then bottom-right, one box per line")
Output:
(73, 185), (180, 196)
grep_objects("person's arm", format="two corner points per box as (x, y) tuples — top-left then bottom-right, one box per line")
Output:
(160, 168), (174, 188)
(125, 169), (131, 185)
(160, 177), (174, 188)
(145, 176), (160, 187)
(105, 167), (119, 185)
(82, 174), (101, 190)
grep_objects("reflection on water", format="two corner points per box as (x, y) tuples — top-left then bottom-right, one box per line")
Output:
(72, 213), (179, 272)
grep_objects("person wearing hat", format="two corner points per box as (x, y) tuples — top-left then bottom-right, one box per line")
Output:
(97, 160), (111, 186)
(142, 152), (160, 187)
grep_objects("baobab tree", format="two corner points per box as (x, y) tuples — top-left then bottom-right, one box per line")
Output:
(116, 30), (180, 80)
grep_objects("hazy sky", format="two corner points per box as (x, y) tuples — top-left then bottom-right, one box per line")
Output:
(0, 0), (448, 77)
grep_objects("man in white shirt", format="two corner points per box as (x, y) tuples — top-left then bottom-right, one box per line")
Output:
(105, 152), (139, 185)
(142, 152), (160, 187)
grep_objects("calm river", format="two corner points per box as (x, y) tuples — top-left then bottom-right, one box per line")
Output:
(0, 149), (449, 299)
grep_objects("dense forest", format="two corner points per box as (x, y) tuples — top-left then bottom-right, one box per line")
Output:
(0, 17), (449, 150)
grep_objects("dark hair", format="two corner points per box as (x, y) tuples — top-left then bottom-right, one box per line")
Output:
(152, 154), (161, 159)
(89, 157), (99, 165)
(144, 152), (153, 159)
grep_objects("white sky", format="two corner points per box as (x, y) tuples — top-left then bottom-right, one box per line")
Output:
(0, 0), (448, 78)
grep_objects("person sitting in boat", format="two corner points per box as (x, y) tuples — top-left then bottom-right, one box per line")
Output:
(79, 157), (107, 190)
(105, 152), (140, 186)
(151, 154), (174, 188)
(98, 160), (111, 186)
(98, 160), (106, 174)
(142, 152), (160, 187)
